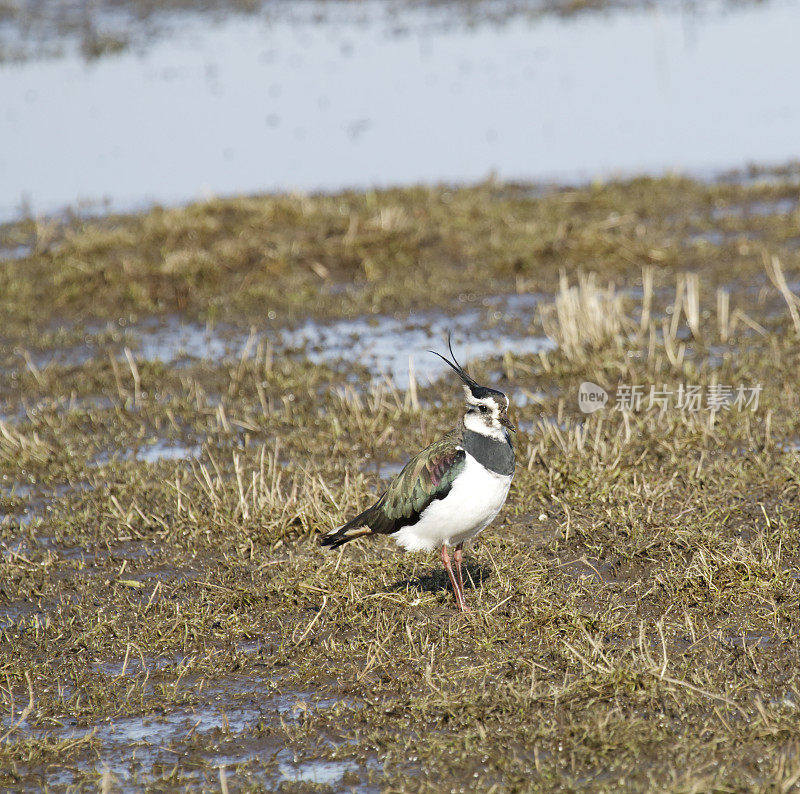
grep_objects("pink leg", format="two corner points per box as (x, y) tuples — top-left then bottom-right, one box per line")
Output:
(441, 545), (469, 612)
(453, 543), (471, 610)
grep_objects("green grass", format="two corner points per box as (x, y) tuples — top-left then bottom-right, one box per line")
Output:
(2, 171), (800, 791)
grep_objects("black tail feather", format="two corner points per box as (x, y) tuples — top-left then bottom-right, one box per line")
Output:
(320, 508), (374, 549)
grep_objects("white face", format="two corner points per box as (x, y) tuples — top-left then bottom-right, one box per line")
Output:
(462, 388), (513, 440)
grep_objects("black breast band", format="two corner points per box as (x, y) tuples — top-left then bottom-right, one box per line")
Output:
(463, 429), (515, 476)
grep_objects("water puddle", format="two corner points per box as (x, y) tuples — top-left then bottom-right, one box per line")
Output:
(94, 654), (188, 678)
(0, 604), (39, 634)
(102, 293), (552, 387)
(138, 440), (202, 462)
(94, 439), (202, 466)
(0, 480), (62, 528)
(134, 316), (236, 363)
(77, 703), (267, 784)
(277, 755), (362, 786)
(280, 304), (551, 388)
(687, 230), (763, 247)
(5, 683), (355, 788)
(0, 243), (33, 260)
(2, 0), (800, 219)
(363, 460), (406, 480)
(710, 197), (798, 220)
(0, 479), (35, 499)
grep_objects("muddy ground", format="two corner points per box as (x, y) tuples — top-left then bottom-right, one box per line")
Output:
(2, 169), (800, 790)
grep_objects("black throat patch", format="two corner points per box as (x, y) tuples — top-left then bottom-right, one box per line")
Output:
(463, 429), (515, 476)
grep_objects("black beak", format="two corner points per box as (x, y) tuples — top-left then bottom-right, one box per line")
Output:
(500, 413), (516, 433)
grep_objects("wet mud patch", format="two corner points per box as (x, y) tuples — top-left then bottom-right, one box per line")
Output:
(2, 681), (364, 790)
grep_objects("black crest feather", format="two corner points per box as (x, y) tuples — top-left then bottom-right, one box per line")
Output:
(428, 333), (505, 400)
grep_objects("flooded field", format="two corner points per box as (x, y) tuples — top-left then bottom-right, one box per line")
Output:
(3, 0), (800, 789)
(2, 0), (800, 218)
(2, 168), (800, 790)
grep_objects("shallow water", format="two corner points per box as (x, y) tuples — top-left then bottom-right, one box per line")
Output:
(94, 439), (203, 465)
(280, 303), (552, 388)
(119, 293), (552, 386)
(134, 316), (234, 363)
(2, 0), (800, 219)
(710, 197), (798, 220)
(2, 685), (358, 790)
(277, 755), (364, 785)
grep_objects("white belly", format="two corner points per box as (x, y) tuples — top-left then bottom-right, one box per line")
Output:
(392, 452), (512, 552)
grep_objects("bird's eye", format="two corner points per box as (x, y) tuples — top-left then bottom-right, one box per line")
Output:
(478, 405), (488, 413)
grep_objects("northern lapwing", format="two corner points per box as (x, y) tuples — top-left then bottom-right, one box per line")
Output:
(321, 338), (516, 612)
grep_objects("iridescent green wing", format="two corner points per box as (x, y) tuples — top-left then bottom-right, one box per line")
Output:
(367, 431), (466, 535)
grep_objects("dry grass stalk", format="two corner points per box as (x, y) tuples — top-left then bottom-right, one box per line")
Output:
(640, 266), (654, 336)
(717, 287), (730, 343)
(540, 272), (629, 360)
(668, 274), (684, 342)
(662, 317), (686, 370)
(406, 356), (420, 412)
(764, 253), (800, 333)
(684, 272), (700, 338)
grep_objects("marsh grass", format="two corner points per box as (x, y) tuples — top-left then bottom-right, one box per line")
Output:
(539, 272), (631, 361)
(2, 173), (800, 790)
(2, 171), (799, 332)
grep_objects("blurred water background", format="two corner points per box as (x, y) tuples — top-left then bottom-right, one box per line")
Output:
(1, 0), (799, 221)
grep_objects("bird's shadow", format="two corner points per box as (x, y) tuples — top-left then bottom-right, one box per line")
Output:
(388, 559), (491, 596)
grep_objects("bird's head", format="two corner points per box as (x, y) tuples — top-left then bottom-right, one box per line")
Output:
(429, 336), (516, 441)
